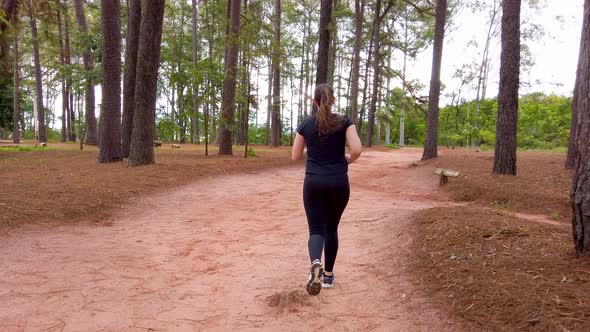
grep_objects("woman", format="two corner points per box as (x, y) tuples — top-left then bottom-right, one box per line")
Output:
(291, 84), (362, 296)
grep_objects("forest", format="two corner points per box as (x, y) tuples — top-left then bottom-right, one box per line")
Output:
(0, 0), (576, 153)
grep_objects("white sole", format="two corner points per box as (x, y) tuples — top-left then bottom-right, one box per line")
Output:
(306, 262), (323, 296)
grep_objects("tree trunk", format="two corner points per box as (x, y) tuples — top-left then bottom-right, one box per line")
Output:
(350, 0), (365, 127)
(359, 27), (374, 130)
(271, 0), (281, 147)
(128, 0), (166, 166)
(365, 0), (382, 147)
(0, 0), (16, 75)
(74, 0), (98, 145)
(122, 0), (141, 157)
(422, 0), (447, 160)
(57, 6), (67, 142)
(64, 0), (75, 141)
(327, 0), (338, 86)
(571, 0), (590, 254)
(30, 13), (47, 142)
(492, 0), (520, 175)
(192, 0), (200, 144)
(315, 0), (332, 85)
(98, 0), (122, 163)
(12, 24), (20, 144)
(266, 56), (272, 145)
(566, 14), (586, 169)
(217, 0), (241, 155)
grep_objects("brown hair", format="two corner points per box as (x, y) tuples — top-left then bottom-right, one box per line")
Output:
(313, 84), (342, 135)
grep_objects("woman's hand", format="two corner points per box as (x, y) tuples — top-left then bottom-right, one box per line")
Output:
(345, 154), (351, 164)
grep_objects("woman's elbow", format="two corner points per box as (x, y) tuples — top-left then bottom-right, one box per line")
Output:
(291, 153), (301, 161)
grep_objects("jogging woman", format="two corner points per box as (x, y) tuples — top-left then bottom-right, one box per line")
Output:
(291, 84), (363, 296)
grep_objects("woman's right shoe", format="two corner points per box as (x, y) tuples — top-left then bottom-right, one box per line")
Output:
(322, 273), (334, 288)
(306, 259), (324, 296)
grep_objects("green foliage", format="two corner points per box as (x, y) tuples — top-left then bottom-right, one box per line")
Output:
(246, 147), (257, 157)
(0, 146), (46, 152)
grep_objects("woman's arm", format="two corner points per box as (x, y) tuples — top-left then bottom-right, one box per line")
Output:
(345, 125), (362, 164)
(292, 133), (306, 161)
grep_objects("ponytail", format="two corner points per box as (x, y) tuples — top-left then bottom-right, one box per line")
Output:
(313, 84), (342, 135)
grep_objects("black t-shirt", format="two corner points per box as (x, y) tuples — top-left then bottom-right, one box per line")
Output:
(297, 115), (354, 175)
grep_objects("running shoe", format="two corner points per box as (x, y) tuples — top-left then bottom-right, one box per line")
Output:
(322, 272), (334, 288)
(306, 259), (324, 296)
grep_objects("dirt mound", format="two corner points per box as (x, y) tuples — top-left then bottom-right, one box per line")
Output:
(433, 150), (571, 221)
(409, 206), (590, 331)
(266, 290), (311, 313)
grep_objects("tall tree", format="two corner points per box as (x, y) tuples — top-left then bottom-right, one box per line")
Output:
(12, 20), (20, 144)
(566, 19), (585, 169)
(128, 0), (166, 166)
(365, 0), (393, 147)
(191, 0), (200, 144)
(271, 0), (281, 147)
(349, 0), (365, 127)
(422, 0), (447, 160)
(73, 0), (98, 145)
(28, 7), (47, 142)
(492, 0), (521, 175)
(63, 0), (75, 141)
(98, 0), (122, 163)
(315, 0), (332, 85)
(57, 3), (67, 142)
(122, 0), (141, 158)
(0, 0), (17, 74)
(571, 0), (590, 254)
(217, 0), (241, 155)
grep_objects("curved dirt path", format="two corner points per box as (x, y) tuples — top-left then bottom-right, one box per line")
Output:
(0, 148), (460, 331)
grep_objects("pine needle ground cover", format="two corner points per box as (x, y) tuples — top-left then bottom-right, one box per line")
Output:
(410, 151), (588, 331)
(0, 142), (294, 228)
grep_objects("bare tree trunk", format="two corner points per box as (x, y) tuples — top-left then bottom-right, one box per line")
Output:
(30, 13), (47, 142)
(128, 0), (166, 166)
(192, 0), (200, 144)
(571, 0), (590, 254)
(365, 0), (383, 147)
(266, 56), (272, 145)
(98, 0), (122, 163)
(12, 24), (20, 144)
(492, 0), (520, 175)
(64, 0), (75, 141)
(217, 0), (241, 155)
(350, 0), (365, 127)
(122, 0), (141, 157)
(74, 0), (98, 145)
(422, 0), (447, 160)
(57, 5), (67, 142)
(271, 0), (281, 147)
(315, 0), (332, 85)
(327, 0), (338, 86)
(566, 16), (585, 169)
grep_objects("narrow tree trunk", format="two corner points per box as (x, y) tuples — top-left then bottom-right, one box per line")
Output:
(217, 0), (241, 155)
(315, 0), (332, 85)
(30, 13), (47, 142)
(122, 0), (141, 157)
(12, 24), (20, 144)
(492, 0), (520, 174)
(98, 0), (122, 163)
(359, 27), (374, 130)
(74, 0), (98, 145)
(271, 0), (281, 147)
(128, 0), (166, 166)
(57, 6), (67, 142)
(64, 0), (75, 141)
(422, 0), (447, 160)
(350, 0), (365, 127)
(365, 0), (383, 147)
(266, 56), (272, 145)
(571, 0), (590, 254)
(327, 0), (338, 86)
(192, 0), (200, 144)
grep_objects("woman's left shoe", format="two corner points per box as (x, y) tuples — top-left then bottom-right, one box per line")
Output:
(306, 259), (324, 296)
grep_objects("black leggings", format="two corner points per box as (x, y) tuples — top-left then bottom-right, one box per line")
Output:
(303, 174), (350, 273)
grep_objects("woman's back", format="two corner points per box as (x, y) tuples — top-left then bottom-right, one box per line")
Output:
(296, 115), (353, 176)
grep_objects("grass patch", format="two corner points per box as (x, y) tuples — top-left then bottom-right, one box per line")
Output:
(0, 146), (47, 152)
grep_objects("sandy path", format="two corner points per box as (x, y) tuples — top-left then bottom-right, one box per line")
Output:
(0, 148), (459, 331)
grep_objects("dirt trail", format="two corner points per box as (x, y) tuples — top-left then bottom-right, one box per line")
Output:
(0, 148), (459, 331)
